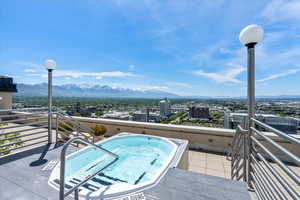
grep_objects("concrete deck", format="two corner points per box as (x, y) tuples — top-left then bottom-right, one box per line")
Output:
(188, 150), (231, 179)
(188, 150), (300, 195)
(0, 144), (251, 200)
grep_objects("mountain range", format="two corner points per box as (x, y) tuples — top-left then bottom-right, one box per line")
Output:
(15, 83), (300, 99)
(16, 83), (180, 98)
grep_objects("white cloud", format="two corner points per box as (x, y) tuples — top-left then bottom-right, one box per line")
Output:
(134, 86), (169, 91)
(24, 69), (36, 73)
(219, 47), (233, 54)
(15, 61), (41, 69)
(41, 70), (136, 79)
(255, 45), (300, 70)
(262, 0), (300, 22)
(129, 64), (135, 70)
(27, 73), (42, 77)
(165, 81), (192, 88)
(17, 61), (137, 80)
(258, 69), (300, 82)
(193, 63), (246, 84)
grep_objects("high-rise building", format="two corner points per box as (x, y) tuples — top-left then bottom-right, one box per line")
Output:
(188, 105), (210, 120)
(75, 102), (81, 113)
(224, 112), (298, 134)
(0, 76), (17, 109)
(159, 98), (171, 117)
(132, 111), (160, 122)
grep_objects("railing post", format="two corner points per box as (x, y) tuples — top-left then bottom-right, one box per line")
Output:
(59, 143), (67, 200)
(56, 114), (59, 143)
(76, 125), (80, 147)
(243, 132), (247, 182)
(74, 189), (79, 200)
(47, 68), (53, 144)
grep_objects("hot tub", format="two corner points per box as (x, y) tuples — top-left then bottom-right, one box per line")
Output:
(48, 133), (188, 199)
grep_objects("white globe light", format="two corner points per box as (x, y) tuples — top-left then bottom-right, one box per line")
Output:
(239, 24), (264, 46)
(44, 59), (56, 70)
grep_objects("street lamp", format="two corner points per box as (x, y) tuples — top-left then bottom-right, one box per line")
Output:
(239, 24), (264, 186)
(44, 59), (56, 144)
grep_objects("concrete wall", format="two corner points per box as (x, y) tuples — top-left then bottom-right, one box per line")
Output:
(74, 116), (237, 153)
(12, 113), (234, 153)
(0, 92), (12, 109)
(10, 112), (300, 163)
(73, 116), (300, 163)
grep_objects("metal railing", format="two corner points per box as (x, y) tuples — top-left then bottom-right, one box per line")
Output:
(59, 137), (119, 200)
(0, 107), (116, 199)
(231, 125), (247, 182)
(0, 107), (49, 156)
(55, 111), (95, 146)
(231, 118), (300, 200)
(0, 107), (96, 157)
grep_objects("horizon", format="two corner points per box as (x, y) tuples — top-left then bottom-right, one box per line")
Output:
(15, 82), (300, 98)
(2, 0), (300, 97)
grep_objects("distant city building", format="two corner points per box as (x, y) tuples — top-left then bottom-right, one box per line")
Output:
(75, 102), (81, 113)
(12, 103), (24, 109)
(132, 111), (160, 122)
(0, 76), (17, 109)
(224, 113), (298, 134)
(188, 105), (210, 120)
(160, 98), (171, 117)
(290, 117), (300, 131)
(171, 104), (188, 113)
(102, 111), (131, 120)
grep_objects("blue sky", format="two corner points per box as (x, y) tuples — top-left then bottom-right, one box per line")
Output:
(1, 0), (300, 97)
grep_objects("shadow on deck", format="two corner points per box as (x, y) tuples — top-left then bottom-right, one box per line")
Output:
(0, 144), (251, 200)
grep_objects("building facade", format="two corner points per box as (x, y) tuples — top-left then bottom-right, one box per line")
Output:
(0, 76), (17, 109)
(160, 98), (171, 118)
(224, 112), (298, 134)
(132, 111), (160, 122)
(188, 105), (210, 120)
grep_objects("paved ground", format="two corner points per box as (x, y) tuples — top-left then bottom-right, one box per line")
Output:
(188, 149), (300, 197)
(1, 123), (299, 199)
(0, 144), (251, 200)
(188, 150), (231, 179)
(143, 168), (250, 200)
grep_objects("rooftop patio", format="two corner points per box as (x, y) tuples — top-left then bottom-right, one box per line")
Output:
(1, 107), (300, 200)
(189, 150), (231, 179)
(1, 142), (298, 200)
(0, 143), (252, 200)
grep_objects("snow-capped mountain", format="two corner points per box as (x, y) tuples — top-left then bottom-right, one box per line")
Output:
(16, 83), (179, 98)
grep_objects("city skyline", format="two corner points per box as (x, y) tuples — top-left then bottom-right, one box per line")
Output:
(1, 0), (300, 97)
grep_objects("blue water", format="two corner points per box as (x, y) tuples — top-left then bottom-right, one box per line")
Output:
(65, 136), (175, 187)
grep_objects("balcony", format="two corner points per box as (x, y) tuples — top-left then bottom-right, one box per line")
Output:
(1, 108), (300, 199)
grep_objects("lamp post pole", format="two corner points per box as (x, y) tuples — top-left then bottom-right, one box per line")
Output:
(44, 59), (56, 144)
(247, 42), (256, 134)
(48, 68), (53, 144)
(239, 24), (264, 188)
(246, 42), (256, 187)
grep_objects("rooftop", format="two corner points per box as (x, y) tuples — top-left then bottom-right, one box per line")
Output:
(0, 108), (300, 200)
(0, 144), (251, 200)
(0, 76), (17, 93)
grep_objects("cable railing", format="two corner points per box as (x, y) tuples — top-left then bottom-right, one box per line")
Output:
(231, 117), (300, 200)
